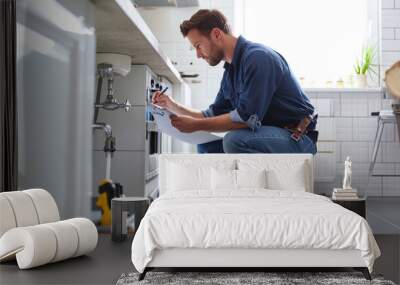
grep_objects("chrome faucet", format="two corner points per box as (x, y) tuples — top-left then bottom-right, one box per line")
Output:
(94, 63), (132, 123)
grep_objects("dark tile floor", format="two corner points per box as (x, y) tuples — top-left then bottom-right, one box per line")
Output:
(0, 234), (134, 285)
(367, 197), (400, 284)
(1, 197), (399, 285)
(367, 197), (400, 235)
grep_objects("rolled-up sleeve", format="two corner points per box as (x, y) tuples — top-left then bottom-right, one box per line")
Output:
(229, 109), (262, 130)
(201, 73), (233, 117)
(229, 51), (285, 130)
(201, 108), (215, 118)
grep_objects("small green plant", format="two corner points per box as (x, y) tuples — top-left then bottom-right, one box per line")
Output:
(354, 44), (377, 75)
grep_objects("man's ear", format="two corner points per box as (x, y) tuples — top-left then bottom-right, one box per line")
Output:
(210, 28), (222, 41)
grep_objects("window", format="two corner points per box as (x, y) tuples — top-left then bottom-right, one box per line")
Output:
(237, 0), (379, 87)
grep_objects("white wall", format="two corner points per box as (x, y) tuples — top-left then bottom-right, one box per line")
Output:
(138, 1), (400, 197)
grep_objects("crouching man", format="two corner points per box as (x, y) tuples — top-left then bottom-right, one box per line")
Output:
(152, 9), (318, 154)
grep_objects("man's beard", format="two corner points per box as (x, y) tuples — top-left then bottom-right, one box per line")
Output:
(207, 45), (224, 66)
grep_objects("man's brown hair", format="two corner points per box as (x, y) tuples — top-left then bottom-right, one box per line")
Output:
(180, 9), (231, 37)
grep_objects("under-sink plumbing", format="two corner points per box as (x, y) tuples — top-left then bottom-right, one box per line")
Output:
(92, 54), (131, 225)
(94, 63), (132, 120)
(92, 123), (115, 180)
(94, 54), (133, 124)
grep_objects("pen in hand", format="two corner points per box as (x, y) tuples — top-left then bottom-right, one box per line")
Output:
(160, 86), (168, 95)
(153, 87), (168, 100)
(152, 86), (170, 109)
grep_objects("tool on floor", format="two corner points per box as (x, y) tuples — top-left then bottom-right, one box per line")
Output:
(97, 179), (123, 226)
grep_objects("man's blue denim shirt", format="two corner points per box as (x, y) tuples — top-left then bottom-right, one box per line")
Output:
(201, 36), (315, 131)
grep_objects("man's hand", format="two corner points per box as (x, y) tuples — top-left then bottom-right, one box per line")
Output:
(170, 114), (201, 133)
(152, 90), (175, 110)
(152, 91), (204, 118)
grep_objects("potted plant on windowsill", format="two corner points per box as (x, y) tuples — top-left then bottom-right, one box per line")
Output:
(353, 44), (376, 88)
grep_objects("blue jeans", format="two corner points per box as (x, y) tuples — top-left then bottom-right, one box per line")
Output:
(197, 126), (317, 154)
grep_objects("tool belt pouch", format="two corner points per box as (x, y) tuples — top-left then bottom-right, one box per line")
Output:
(286, 115), (313, 141)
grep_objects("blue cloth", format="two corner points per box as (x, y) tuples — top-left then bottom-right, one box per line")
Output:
(197, 127), (317, 154)
(202, 36), (316, 131)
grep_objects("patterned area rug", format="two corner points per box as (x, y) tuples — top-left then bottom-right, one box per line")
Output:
(116, 271), (396, 285)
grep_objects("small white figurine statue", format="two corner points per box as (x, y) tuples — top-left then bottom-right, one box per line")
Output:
(343, 156), (352, 190)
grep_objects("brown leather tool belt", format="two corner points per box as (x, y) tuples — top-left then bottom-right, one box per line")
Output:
(284, 114), (318, 143)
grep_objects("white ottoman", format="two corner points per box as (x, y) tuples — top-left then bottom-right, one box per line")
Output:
(0, 189), (98, 269)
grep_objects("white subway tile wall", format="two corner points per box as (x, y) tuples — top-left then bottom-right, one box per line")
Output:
(382, 28), (395, 40)
(382, 9), (400, 28)
(396, 28), (400, 39)
(138, 1), (400, 197)
(382, 0), (395, 9)
(381, 4), (400, 79)
(382, 39), (400, 51)
(309, 90), (399, 197)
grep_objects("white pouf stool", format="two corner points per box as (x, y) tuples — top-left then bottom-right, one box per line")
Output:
(0, 189), (98, 269)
